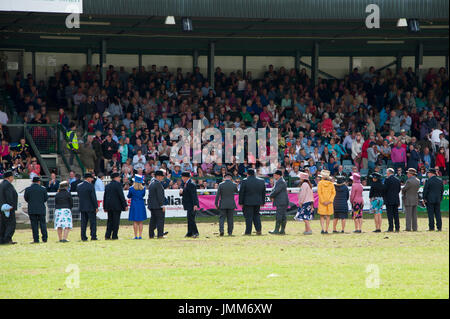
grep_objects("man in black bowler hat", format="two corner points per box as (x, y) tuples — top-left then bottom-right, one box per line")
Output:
(148, 170), (168, 238)
(0, 171), (18, 245)
(423, 168), (444, 231)
(269, 170), (289, 235)
(77, 173), (98, 241)
(238, 168), (266, 235)
(104, 172), (128, 240)
(24, 176), (49, 243)
(180, 171), (199, 238)
(215, 173), (238, 236)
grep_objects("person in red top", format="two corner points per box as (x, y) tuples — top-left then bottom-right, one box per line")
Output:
(435, 147), (446, 175)
(321, 112), (333, 133)
(361, 133), (375, 170)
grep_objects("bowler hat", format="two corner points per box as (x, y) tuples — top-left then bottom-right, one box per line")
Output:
(83, 173), (93, 179)
(155, 170), (165, 177)
(335, 176), (346, 185)
(427, 168), (437, 174)
(3, 171), (13, 178)
(181, 171), (191, 178)
(111, 172), (120, 179)
(370, 172), (382, 179)
(32, 176), (41, 183)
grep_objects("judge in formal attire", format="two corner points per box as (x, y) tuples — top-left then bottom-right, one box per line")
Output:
(77, 173), (99, 241)
(215, 173), (238, 236)
(103, 172), (128, 240)
(384, 168), (401, 232)
(0, 171), (18, 245)
(402, 168), (421, 231)
(423, 168), (444, 231)
(148, 170), (168, 239)
(238, 168), (266, 236)
(24, 176), (49, 243)
(269, 170), (289, 235)
(180, 171), (199, 238)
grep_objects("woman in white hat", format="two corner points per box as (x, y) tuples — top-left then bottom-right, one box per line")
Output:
(317, 170), (336, 234)
(294, 172), (314, 235)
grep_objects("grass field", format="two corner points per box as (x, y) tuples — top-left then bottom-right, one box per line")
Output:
(0, 216), (448, 299)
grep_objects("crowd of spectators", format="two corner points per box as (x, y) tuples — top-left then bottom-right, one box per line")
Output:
(1, 61), (449, 189)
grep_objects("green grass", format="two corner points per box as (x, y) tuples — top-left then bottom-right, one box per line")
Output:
(0, 216), (448, 299)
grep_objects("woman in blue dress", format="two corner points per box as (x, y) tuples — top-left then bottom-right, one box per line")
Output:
(128, 175), (147, 239)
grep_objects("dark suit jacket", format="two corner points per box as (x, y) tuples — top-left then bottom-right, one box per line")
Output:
(215, 180), (238, 209)
(239, 175), (266, 206)
(104, 180), (127, 212)
(181, 179), (199, 210)
(24, 183), (48, 215)
(423, 175), (444, 204)
(77, 181), (98, 212)
(70, 179), (82, 192)
(0, 180), (18, 212)
(148, 178), (166, 209)
(269, 177), (289, 207)
(384, 175), (401, 206)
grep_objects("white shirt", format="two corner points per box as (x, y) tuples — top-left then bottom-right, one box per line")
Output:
(0, 111), (8, 125)
(431, 129), (443, 144)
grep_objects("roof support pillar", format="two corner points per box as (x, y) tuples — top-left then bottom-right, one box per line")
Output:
(243, 55), (247, 76)
(349, 56), (354, 74)
(193, 48), (199, 72)
(295, 50), (301, 73)
(396, 54), (402, 74)
(311, 42), (319, 85)
(207, 41), (215, 88)
(100, 39), (107, 84)
(86, 48), (92, 66)
(31, 51), (36, 81)
(138, 53), (142, 69)
(415, 42), (423, 85)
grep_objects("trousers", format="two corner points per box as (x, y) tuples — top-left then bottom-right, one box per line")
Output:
(386, 204), (400, 231)
(0, 211), (16, 244)
(404, 205), (418, 231)
(219, 209), (234, 235)
(105, 210), (121, 239)
(243, 205), (262, 235)
(81, 211), (97, 241)
(29, 214), (48, 243)
(186, 208), (199, 237)
(149, 208), (165, 238)
(426, 203), (442, 231)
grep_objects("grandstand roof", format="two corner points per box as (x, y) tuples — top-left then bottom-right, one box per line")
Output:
(0, 0), (448, 56)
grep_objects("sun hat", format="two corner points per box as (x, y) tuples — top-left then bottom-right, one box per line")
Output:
(318, 170), (331, 179)
(350, 173), (361, 183)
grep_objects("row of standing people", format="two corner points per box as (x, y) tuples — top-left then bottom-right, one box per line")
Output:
(294, 167), (445, 234)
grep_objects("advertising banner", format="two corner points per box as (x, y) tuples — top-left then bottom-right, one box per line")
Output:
(0, 0), (83, 13)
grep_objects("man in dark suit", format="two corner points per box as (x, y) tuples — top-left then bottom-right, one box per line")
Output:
(70, 173), (82, 192)
(269, 170), (289, 235)
(238, 168), (266, 235)
(77, 173), (99, 241)
(384, 168), (402, 232)
(103, 172), (127, 240)
(215, 173), (238, 236)
(148, 170), (169, 239)
(24, 177), (49, 243)
(423, 168), (444, 231)
(0, 171), (18, 245)
(180, 171), (199, 238)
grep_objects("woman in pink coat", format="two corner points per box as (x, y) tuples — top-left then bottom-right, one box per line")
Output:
(350, 173), (364, 233)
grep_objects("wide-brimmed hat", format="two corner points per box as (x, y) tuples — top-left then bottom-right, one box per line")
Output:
(370, 172), (382, 179)
(318, 170), (331, 179)
(407, 168), (417, 175)
(59, 181), (69, 190)
(299, 172), (309, 180)
(350, 173), (361, 183)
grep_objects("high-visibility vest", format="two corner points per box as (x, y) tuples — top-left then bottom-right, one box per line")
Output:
(66, 131), (79, 150)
